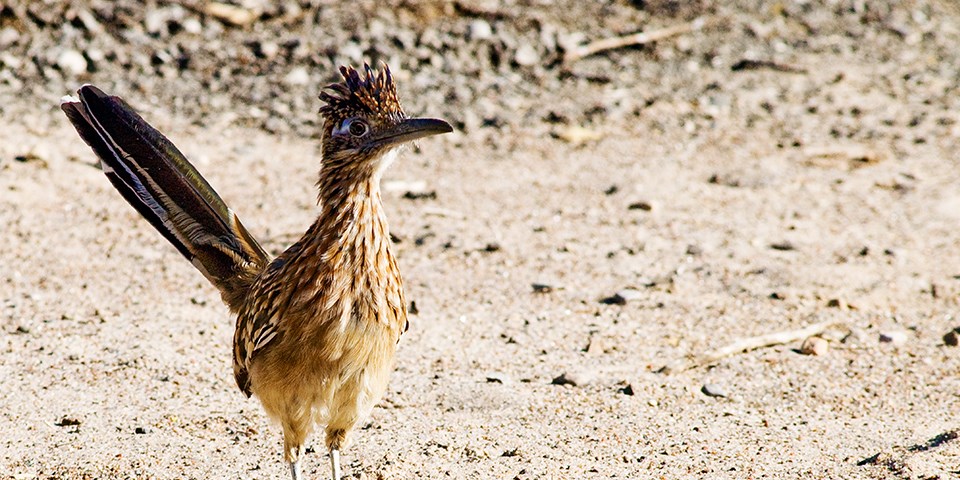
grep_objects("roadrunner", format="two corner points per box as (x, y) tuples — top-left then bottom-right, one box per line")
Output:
(60, 64), (452, 479)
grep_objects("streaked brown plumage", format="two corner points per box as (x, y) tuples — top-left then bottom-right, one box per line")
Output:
(60, 64), (452, 479)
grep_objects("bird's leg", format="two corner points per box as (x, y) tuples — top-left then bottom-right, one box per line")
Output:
(282, 422), (307, 480)
(326, 427), (347, 480)
(329, 447), (342, 480)
(290, 459), (302, 480)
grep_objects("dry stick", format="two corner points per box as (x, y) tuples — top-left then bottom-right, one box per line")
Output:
(563, 17), (709, 64)
(661, 320), (843, 374)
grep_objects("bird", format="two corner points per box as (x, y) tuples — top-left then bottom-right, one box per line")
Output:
(60, 64), (453, 480)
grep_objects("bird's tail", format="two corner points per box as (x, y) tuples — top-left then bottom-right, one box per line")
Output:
(60, 85), (268, 311)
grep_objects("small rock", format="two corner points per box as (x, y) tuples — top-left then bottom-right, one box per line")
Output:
(585, 336), (607, 354)
(617, 288), (643, 300)
(259, 41), (280, 59)
(556, 125), (601, 144)
(551, 371), (596, 387)
(943, 328), (960, 346)
(144, 8), (167, 34)
(800, 336), (829, 356)
(55, 416), (81, 427)
(468, 19), (493, 41)
(486, 373), (511, 384)
(531, 283), (554, 294)
(0, 27), (18, 49)
(1, 52), (22, 69)
(514, 44), (540, 67)
(182, 17), (203, 34)
(557, 31), (587, 51)
(879, 330), (909, 345)
(204, 1), (259, 26)
(135, 426), (149, 434)
(501, 447), (520, 457)
(283, 66), (310, 86)
(85, 49), (105, 65)
(57, 49), (88, 76)
(402, 190), (437, 200)
(826, 298), (846, 309)
(769, 241), (796, 251)
(701, 383), (727, 398)
(618, 384), (635, 396)
(628, 201), (653, 211)
(601, 288), (642, 305)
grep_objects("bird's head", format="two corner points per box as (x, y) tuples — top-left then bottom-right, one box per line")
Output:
(318, 64), (452, 176)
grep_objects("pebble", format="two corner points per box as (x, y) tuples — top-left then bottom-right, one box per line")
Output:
(135, 426), (149, 434)
(283, 66), (310, 86)
(826, 298), (846, 309)
(601, 288), (643, 305)
(468, 19), (493, 41)
(514, 44), (540, 67)
(531, 283), (553, 294)
(628, 201), (653, 211)
(486, 372), (511, 384)
(879, 330), (909, 345)
(701, 383), (727, 398)
(618, 384), (634, 396)
(556, 125), (601, 144)
(402, 190), (437, 200)
(585, 336), (607, 354)
(0, 52), (21, 69)
(0, 27), (17, 49)
(800, 336), (829, 356)
(204, 2), (259, 26)
(551, 370), (596, 387)
(55, 416), (81, 426)
(557, 31), (587, 51)
(57, 49), (88, 76)
(259, 41), (280, 59)
(769, 241), (796, 251)
(943, 327), (960, 347)
(144, 8), (167, 35)
(169, 16), (193, 34)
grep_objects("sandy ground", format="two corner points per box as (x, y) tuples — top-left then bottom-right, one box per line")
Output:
(3, 1), (960, 479)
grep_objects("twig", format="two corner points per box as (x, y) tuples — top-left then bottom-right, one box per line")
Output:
(660, 320), (843, 374)
(730, 59), (807, 74)
(563, 17), (709, 64)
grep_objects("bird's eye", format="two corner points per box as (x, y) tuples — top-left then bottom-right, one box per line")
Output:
(347, 119), (369, 137)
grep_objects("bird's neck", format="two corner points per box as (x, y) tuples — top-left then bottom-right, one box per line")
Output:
(306, 161), (391, 272)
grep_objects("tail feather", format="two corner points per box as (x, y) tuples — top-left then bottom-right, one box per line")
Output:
(61, 85), (268, 310)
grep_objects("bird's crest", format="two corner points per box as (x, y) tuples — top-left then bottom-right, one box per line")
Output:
(319, 64), (404, 122)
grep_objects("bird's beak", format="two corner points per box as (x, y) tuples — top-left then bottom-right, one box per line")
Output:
(371, 117), (453, 148)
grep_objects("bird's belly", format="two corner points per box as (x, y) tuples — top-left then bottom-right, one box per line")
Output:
(248, 305), (398, 428)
